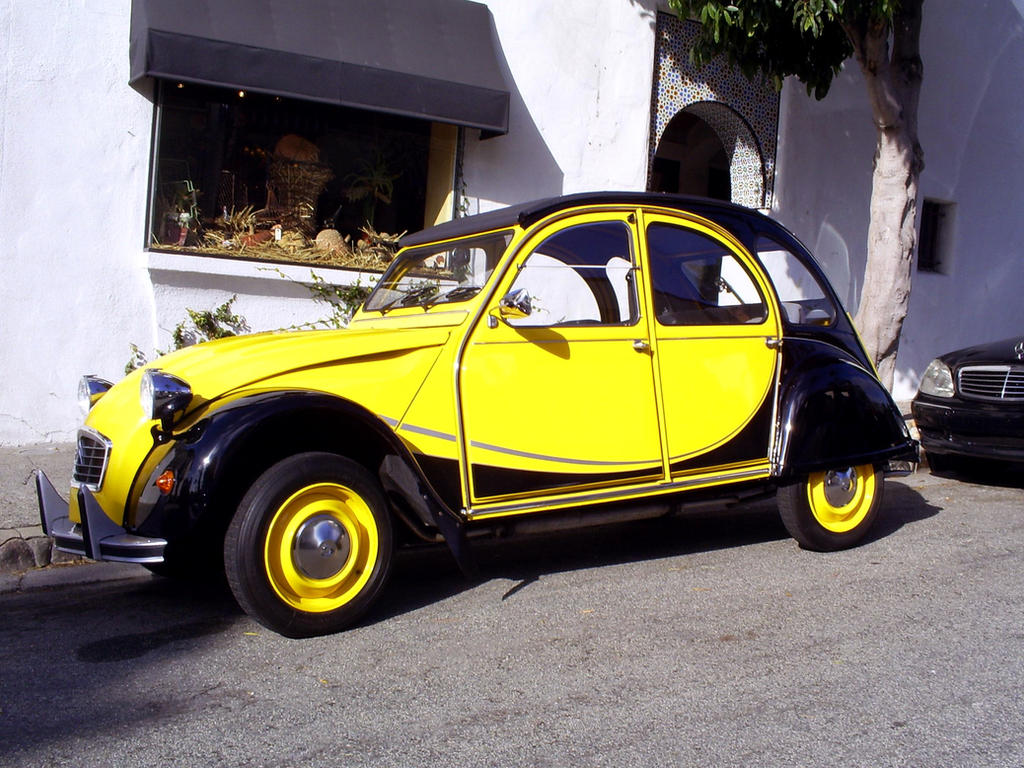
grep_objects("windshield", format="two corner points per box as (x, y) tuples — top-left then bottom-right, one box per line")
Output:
(363, 230), (513, 312)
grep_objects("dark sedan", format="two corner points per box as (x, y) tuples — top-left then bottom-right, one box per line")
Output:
(912, 336), (1024, 468)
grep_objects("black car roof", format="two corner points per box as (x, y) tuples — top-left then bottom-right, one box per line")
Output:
(399, 191), (777, 247)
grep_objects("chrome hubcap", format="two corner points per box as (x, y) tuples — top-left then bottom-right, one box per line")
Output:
(292, 514), (351, 580)
(823, 468), (857, 507)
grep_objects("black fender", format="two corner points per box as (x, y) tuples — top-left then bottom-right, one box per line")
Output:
(776, 340), (917, 477)
(131, 389), (463, 555)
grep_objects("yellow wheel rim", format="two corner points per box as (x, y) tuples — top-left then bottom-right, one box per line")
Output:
(806, 464), (876, 534)
(263, 483), (379, 613)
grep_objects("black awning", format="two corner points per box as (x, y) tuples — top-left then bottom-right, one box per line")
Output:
(130, 0), (510, 135)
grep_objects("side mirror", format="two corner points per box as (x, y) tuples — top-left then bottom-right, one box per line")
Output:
(497, 288), (533, 320)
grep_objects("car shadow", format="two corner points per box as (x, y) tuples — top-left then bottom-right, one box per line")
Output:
(14, 481), (943, 647)
(369, 481), (941, 625)
(926, 458), (1024, 489)
(70, 578), (244, 663)
(859, 476), (943, 545)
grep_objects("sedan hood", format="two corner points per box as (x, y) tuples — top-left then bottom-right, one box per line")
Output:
(940, 335), (1024, 367)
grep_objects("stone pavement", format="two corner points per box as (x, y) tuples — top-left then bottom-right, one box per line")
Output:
(0, 442), (78, 574)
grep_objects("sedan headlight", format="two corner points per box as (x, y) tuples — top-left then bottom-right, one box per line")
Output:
(918, 359), (954, 398)
(77, 375), (113, 416)
(140, 369), (193, 422)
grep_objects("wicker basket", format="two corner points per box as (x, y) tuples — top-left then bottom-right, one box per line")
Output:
(266, 156), (334, 234)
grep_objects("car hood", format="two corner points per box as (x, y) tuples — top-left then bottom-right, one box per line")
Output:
(148, 326), (451, 398)
(940, 335), (1024, 368)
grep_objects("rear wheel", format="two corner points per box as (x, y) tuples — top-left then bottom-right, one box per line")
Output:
(777, 464), (883, 551)
(224, 452), (393, 637)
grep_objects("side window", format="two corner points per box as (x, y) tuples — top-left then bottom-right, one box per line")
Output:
(647, 223), (766, 326)
(507, 221), (638, 327)
(755, 236), (837, 326)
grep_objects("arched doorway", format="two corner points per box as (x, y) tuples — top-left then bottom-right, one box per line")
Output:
(648, 13), (780, 209)
(648, 101), (766, 208)
(649, 110), (730, 200)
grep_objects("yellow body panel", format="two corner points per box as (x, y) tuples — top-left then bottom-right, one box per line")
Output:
(71, 367), (157, 525)
(654, 335), (776, 464)
(458, 211), (664, 504)
(637, 212), (781, 471)
(460, 326), (663, 485)
(79, 327), (452, 525)
(76, 200), (789, 530)
(397, 330), (466, 462)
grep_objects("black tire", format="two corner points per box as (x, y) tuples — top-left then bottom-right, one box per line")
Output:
(777, 463), (884, 551)
(224, 452), (393, 637)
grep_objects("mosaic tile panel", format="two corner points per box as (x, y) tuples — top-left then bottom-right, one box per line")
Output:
(649, 13), (780, 208)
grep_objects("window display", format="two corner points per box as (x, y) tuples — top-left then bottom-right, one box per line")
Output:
(148, 83), (451, 269)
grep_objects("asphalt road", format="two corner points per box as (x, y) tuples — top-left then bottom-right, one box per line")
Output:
(1, 467), (1022, 768)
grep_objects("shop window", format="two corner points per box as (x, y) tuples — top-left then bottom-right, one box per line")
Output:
(917, 199), (955, 274)
(148, 82), (458, 268)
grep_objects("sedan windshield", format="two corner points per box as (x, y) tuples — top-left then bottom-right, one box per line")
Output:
(364, 230), (512, 312)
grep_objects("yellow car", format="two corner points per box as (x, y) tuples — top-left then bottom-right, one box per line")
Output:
(38, 193), (918, 637)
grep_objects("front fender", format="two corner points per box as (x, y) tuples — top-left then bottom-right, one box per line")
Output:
(130, 390), (458, 544)
(776, 340), (917, 477)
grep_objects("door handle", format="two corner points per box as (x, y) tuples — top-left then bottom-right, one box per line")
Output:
(632, 339), (651, 353)
(765, 337), (783, 349)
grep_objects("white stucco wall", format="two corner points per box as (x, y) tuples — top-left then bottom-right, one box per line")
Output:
(772, 0), (1024, 400)
(463, 0), (658, 212)
(0, 0), (154, 444)
(0, 0), (372, 445)
(3, 0), (1024, 443)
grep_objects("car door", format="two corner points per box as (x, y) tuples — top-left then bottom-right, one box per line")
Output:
(640, 212), (781, 479)
(458, 213), (665, 512)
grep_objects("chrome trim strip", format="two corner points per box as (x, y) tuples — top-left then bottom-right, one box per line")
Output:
(467, 466), (769, 518)
(884, 460), (917, 478)
(469, 439), (660, 467)
(768, 334), (784, 475)
(400, 423), (458, 442)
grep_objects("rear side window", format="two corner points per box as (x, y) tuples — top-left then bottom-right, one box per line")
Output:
(647, 223), (766, 326)
(755, 236), (837, 326)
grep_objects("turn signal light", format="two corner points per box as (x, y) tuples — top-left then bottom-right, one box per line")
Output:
(155, 470), (175, 495)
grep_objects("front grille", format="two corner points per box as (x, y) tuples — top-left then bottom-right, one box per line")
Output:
(73, 429), (111, 490)
(958, 365), (1024, 401)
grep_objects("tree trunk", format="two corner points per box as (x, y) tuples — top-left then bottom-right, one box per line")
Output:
(845, 0), (925, 390)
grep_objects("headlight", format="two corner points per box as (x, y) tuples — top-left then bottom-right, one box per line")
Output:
(77, 375), (113, 416)
(918, 359), (954, 398)
(140, 369), (193, 422)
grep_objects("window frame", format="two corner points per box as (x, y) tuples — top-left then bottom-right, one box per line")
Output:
(505, 219), (642, 329)
(645, 221), (769, 328)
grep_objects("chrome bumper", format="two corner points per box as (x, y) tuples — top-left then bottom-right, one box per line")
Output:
(884, 459), (918, 477)
(36, 470), (166, 564)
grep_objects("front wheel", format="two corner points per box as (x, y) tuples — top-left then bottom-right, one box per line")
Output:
(224, 453), (393, 637)
(777, 464), (883, 551)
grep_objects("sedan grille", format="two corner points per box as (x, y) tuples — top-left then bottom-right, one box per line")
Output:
(73, 429), (111, 490)
(958, 365), (1024, 402)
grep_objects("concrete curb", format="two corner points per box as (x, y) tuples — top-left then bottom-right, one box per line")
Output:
(0, 560), (151, 596)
